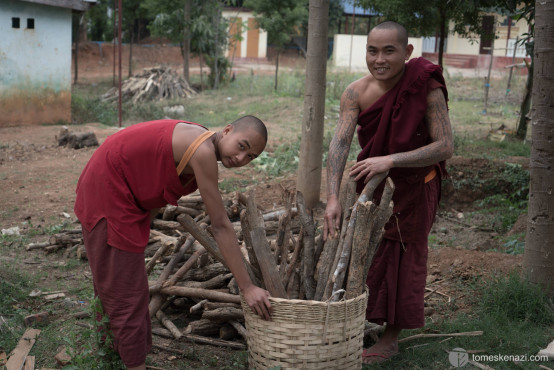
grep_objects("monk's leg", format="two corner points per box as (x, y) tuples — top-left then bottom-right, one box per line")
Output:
(83, 219), (152, 368)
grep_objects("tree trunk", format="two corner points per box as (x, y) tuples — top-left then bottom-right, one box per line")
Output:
(438, 7), (446, 68)
(183, 0), (191, 83)
(516, 42), (534, 139)
(128, 26), (134, 78)
(296, 0), (330, 209)
(523, 0), (554, 293)
(212, 1), (221, 90)
(274, 50), (280, 91)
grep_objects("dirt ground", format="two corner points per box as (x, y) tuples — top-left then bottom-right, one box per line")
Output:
(0, 43), (526, 369)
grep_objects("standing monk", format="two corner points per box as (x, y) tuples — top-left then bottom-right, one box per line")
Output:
(323, 21), (453, 364)
(75, 116), (272, 369)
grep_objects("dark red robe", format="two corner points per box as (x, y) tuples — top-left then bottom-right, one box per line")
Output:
(357, 57), (448, 328)
(75, 119), (208, 366)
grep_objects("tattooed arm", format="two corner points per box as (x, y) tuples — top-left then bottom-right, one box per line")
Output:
(350, 87), (453, 184)
(324, 84), (360, 239)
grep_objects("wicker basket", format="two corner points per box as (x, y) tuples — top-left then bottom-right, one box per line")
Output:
(241, 291), (367, 370)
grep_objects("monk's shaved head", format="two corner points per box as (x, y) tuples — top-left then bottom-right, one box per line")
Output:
(370, 21), (408, 47)
(230, 115), (268, 142)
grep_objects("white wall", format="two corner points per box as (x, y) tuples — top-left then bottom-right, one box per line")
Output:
(332, 34), (423, 70)
(0, 0), (72, 92)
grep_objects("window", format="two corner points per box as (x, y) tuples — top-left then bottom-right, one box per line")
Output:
(27, 18), (35, 29)
(12, 17), (20, 28)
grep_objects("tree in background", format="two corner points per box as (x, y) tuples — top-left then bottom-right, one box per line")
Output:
(505, 0), (535, 139)
(523, 0), (553, 293)
(357, 0), (501, 67)
(243, 0), (308, 90)
(297, 0), (330, 210)
(144, 0), (231, 88)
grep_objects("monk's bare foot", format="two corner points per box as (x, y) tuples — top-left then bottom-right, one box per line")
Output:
(362, 340), (399, 364)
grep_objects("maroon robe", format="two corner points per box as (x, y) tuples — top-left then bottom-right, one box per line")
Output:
(357, 57), (448, 328)
(75, 120), (209, 366)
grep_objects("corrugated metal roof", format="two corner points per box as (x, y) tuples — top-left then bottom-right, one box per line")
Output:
(17, 0), (95, 12)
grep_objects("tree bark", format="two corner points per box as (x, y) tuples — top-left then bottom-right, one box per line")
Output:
(297, 191), (316, 300)
(523, 0), (554, 292)
(183, 0), (191, 83)
(296, 0), (330, 209)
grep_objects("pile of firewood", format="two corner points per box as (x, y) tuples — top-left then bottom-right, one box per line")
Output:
(30, 174), (393, 348)
(101, 66), (197, 104)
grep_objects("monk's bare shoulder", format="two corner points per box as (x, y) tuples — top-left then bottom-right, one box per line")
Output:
(172, 123), (214, 165)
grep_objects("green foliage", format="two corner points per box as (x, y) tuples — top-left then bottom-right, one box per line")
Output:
(0, 264), (36, 351)
(253, 140), (301, 176)
(479, 272), (553, 326)
(62, 297), (124, 370)
(71, 94), (117, 126)
(243, 0), (308, 48)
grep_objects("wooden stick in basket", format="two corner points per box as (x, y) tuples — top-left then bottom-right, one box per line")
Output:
(329, 171), (389, 301)
(244, 190), (288, 298)
(296, 191), (316, 300)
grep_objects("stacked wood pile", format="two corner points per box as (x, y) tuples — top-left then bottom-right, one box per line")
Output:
(101, 67), (197, 104)
(30, 174), (394, 349)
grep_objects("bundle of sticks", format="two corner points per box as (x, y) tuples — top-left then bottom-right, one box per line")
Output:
(239, 171), (395, 302)
(101, 66), (197, 104)
(31, 174), (393, 347)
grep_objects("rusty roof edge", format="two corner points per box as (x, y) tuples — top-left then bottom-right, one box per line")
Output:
(17, 0), (96, 12)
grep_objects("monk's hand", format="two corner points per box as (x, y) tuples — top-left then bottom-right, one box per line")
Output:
(350, 156), (393, 184)
(243, 285), (272, 321)
(324, 197), (341, 241)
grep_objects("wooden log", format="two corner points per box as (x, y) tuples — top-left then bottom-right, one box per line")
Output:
(162, 204), (179, 220)
(285, 226), (303, 286)
(330, 204), (359, 301)
(151, 327), (246, 350)
(320, 178), (357, 301)
(202, 301), (241, 311)
(296, 191), (316, 300)
(219, 324), (237, 340)
(201, 307), (244, 323)
(227, 276), (239, 295)
(313, 238), (339, 301)
(177, 214), (224, 263)
(345, 201), (376, 299)
(244, 190), (287, 298)
(327, 172), (389, 301)
(23, 355), (35, 370)
(229, 320), (247, 340)
(26, 241), (51, 251)
(145, 239), (176, 275)
(364, 180), (395, 278)
(249, 227), (287, 298)
(5, 328), (41, 370)
(155, 310), (182, 340)
(183, 319), (220, 336)
(182, 273), (233, 290)
(239, 210), (263, 284)
(159, 286), (241, 304)
(162, 248), (206, 290)
(190, 299), (208, 314)
(286, 269), (300, 299)
(149, 235), (195, 317)
(179, 262), (229, 282)
(151, 219), (184, 232)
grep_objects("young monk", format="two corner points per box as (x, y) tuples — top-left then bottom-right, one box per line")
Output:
(74, 116), (272, 369)
(323, 22), (453, 364)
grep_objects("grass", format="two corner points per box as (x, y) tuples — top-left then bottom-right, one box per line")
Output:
(363, 272), (554, 369)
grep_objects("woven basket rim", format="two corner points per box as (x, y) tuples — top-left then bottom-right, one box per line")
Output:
(242, 289), (368, 307)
